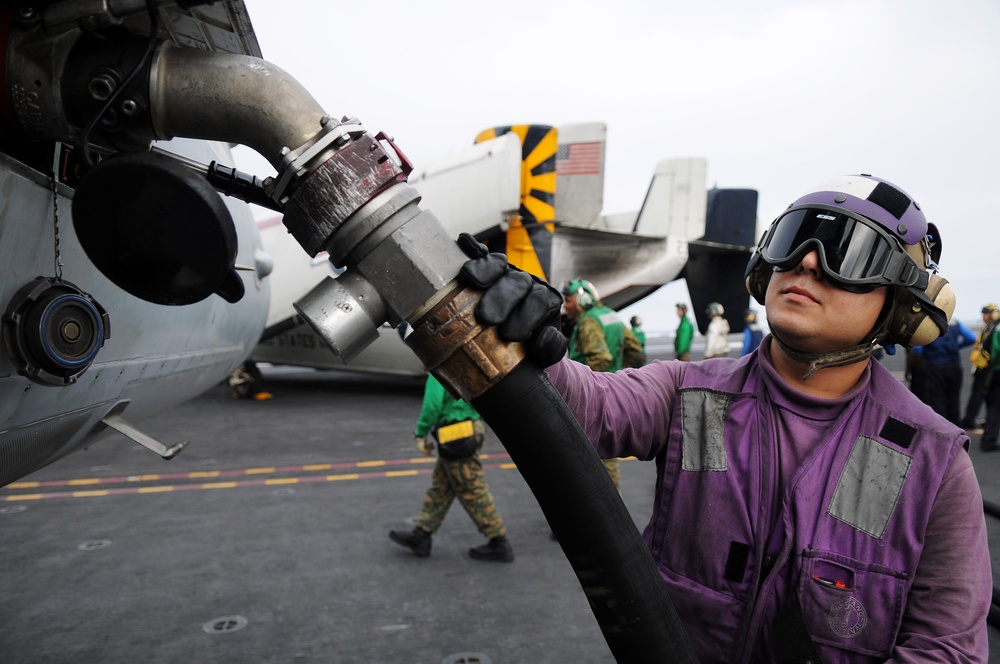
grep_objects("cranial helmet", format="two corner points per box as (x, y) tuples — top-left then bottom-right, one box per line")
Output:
(744, 174), (955, 373)
(563, 278), (599, 310)
(706, 302), (725, 317)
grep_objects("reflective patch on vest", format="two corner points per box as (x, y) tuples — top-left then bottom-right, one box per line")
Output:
(828, 435), (912, 539)
(681, 390), (728, 471)
(597, 311), (622, 327)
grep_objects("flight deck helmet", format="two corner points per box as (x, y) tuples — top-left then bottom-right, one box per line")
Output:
(562, 278), (599, 310)
(745, 174), (954, 348)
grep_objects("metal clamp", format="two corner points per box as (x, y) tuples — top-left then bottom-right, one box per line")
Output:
(267, 116), (369, 205)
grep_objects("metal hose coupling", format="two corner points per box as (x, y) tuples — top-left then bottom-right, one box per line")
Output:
(404, 285), (527, 399)
(282, 126), (475, 366)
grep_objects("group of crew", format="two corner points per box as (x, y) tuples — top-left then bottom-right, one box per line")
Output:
(899, 303), (1000, 451)
(970, 304), (1000, 451)
(673, 301), (765, 361)
(388, 174), (992, 661)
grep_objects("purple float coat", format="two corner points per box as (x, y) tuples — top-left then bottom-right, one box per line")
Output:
(547, 337), (990, 662)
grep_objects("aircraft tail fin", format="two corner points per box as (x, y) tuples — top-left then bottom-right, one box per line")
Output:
(552, 122), (606, 229)
(682, 188), (759, 333)
(633, 158), (708, 240)
(474, 125), (558, 280)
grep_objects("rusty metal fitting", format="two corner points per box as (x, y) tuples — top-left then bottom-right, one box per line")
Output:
(405, 285), (526, 401)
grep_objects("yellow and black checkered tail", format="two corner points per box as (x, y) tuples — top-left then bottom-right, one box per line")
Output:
(474, 125), (557, 280)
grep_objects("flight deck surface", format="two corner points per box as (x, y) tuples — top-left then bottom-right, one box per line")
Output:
(3, 337), (999, 663)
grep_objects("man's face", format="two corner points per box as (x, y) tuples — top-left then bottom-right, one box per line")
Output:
(765, 249), (887, 354)
(564, 294), (581, 321)
(676, 306), (685, 319)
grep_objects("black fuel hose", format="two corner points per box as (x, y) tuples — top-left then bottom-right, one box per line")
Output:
(471, 361), (699, 663)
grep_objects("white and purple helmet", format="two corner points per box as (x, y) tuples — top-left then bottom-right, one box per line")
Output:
(745, 174), (953, 347)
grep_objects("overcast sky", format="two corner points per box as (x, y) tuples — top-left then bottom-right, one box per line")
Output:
(236, 0), (998, 333)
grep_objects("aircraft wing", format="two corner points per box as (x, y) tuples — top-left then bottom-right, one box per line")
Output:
(407, 132), (523, 239)
(550, 226), (689, 312)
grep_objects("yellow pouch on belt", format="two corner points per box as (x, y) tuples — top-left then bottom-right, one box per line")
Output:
(438, 420), (474, 443)
(971, 347), (990, 370)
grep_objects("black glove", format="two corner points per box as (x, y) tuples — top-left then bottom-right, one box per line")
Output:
(457, 233), (567, 366)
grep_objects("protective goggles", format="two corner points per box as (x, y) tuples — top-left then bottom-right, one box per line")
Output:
(755, 206), (925, 293)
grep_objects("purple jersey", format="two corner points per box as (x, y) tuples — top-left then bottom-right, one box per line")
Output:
(547, 338), (989, 662)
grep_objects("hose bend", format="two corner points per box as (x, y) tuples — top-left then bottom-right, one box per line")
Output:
(149, 43), (327, 173)
(474, 365), (698, 662)
(406, 286), (698, 663)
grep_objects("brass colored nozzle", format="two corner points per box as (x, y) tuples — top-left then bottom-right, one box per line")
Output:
(405, 285), (526, 400)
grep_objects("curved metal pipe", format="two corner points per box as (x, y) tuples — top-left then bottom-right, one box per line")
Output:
(149, 43), (327, 173)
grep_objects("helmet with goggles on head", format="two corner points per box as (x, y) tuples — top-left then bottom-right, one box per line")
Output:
(744, 174), (955, 376)
(562, 278), (600, 310)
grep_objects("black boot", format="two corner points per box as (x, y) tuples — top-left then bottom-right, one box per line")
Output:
(389, 527), (431, 557)
(469, 535), (514, 562)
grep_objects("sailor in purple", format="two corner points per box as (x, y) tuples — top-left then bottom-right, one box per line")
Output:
(458, 175), (991, 662)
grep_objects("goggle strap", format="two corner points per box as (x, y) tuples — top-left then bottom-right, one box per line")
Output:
(886, 255), (926, 289)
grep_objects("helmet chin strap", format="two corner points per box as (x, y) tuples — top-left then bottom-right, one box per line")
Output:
(769, 318), (888, 381)
(763, 265), (895, 380)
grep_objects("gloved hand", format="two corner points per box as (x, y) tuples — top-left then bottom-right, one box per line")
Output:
(414, 435), (433, 457)
(457, 233), (567, 367)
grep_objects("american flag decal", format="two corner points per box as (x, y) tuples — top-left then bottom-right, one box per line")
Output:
(556, 142), (601, 176)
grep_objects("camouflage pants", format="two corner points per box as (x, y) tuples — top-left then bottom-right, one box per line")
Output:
(416, 422), (506, 539)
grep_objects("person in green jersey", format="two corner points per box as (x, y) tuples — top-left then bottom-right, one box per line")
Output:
(562, 278), (645, 488)
(630, 315), (647, 360)
(674, 303), (694, 361)
(389, 373), (513, 562)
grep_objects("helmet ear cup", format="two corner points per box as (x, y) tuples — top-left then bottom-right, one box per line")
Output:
(885, 274), (955, 347)
(568, 278), (598, 310)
